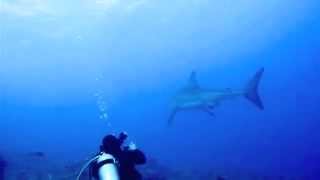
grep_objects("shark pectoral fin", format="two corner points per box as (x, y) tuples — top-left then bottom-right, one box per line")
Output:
(202, 105), (215, 117)
(207, 103), (217, 109)
(168, 109), (179, 126)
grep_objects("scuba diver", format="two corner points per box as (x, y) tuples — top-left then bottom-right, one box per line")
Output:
(0, 155), (7, 180)
(77, 132), (146, 180)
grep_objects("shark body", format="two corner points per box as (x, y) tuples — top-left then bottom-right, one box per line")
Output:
(168, 68), (264, 125)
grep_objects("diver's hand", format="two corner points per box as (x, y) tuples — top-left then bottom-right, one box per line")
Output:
(128, 142), (137, 151)
(119, 132), (128, 141)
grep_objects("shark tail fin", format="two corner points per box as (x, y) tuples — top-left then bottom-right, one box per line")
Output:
(244, 68), (264, 110)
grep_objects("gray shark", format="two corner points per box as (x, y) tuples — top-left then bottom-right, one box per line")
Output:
(168, 68), (264, 125)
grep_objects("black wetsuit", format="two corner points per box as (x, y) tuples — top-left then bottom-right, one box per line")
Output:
(118, 148), (146, 180)
(91, 134), (146, 180)
(0, 156), (7, 180)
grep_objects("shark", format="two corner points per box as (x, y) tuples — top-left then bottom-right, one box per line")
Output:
(168, 68), (264, 125)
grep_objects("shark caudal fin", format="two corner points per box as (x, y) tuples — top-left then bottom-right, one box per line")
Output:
(244, 68), (264, 110)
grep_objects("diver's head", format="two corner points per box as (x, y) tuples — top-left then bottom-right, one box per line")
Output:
(101, 135), (121, 155)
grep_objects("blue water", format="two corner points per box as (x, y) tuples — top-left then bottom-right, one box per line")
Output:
(1, 0), (320, 179)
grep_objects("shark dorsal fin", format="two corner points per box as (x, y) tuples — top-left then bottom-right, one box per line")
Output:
(186, 71), (200, 90)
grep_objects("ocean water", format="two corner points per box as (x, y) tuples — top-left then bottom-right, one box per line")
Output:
(0, 0), (320, 179)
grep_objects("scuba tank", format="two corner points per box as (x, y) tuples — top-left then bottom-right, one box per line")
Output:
(77, 153), (119, 180)
(96, 153), (119, 180)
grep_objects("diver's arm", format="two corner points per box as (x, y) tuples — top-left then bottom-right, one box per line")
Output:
(118, 132), (128, 146)
(124, 149), (146, 165)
